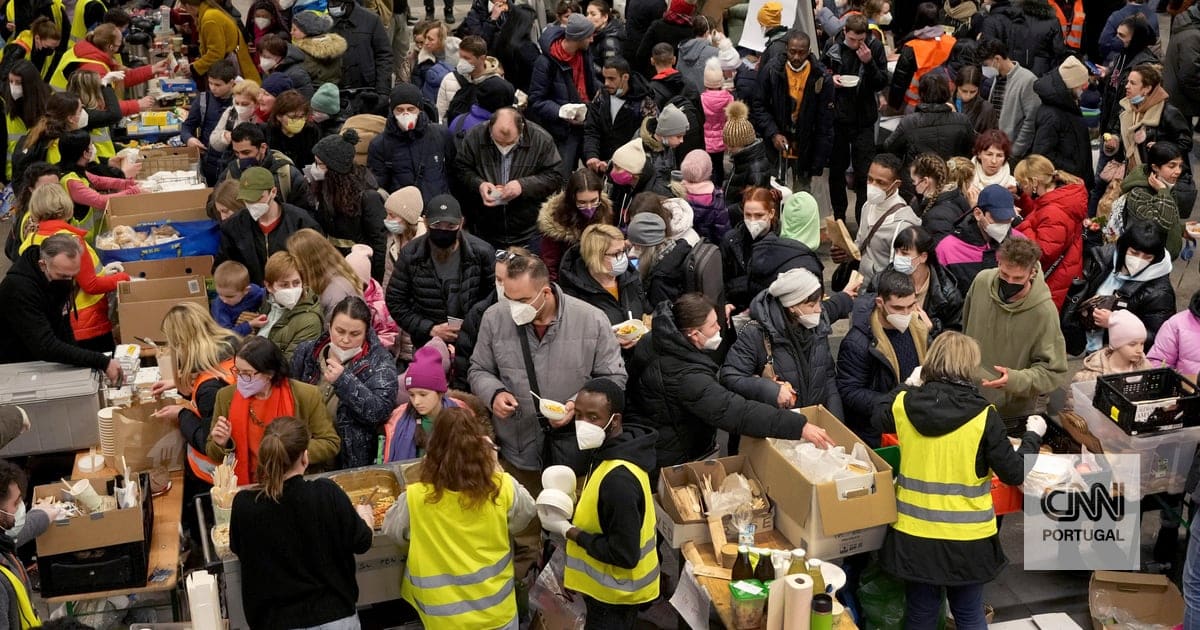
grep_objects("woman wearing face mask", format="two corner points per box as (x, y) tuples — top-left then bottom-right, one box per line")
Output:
(254, 34), (316, 100)
(0, 16), (61, 81)
(208, 335), (340, 480)
(1013, 154), (1087, 311)
(1105, 142), (1187, 258)
(56, 130), (139, 242)
(721, 186), (823, 316)
(243, 0), (289, 52)
(911, 153), (970, 242)
(287, 228), (364, 318)
(265, 89), (322, 173)
(626, 293), (836, 470)
(210, 79), (264, 161)
(1075, 219), (1176, 353)
(48, 24), (171, 92)
(11, 92), (89, 187)
(558, 224), (649, 342)
(720, 267), (853, 420)
(968, 129), (1017, 205)
(305, 130), (389, 279)
(627, 211), (691, 308)
(888, 226), (962, 337)
(2, 60), (52, 184)
(954, 66), (997, 134)
(66, 69), (137, 163)
(291, 297), (398, 469)
(253, 251), (325, 364)
(381, 186), (427, 293)
(1096, 15), (1158, 146)
(537, 168), (613, 281)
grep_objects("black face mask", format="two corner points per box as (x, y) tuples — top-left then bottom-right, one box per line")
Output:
(998, 278), (1025, 302)
(428, 228), (459, 249)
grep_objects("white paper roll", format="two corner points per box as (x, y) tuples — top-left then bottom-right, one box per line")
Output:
(767, 578), (787, 630)
(782, 573), (814, 630)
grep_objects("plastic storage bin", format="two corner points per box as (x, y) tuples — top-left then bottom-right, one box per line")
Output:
(0, 361), (101, 456)
(1093, 368), (1199, 435)
(1074, 381), (1200, 495)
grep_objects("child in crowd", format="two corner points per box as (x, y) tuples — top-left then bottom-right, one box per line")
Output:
(700, 57), (732, 184)
(1064, 310), (1152, 412)
(181, 60), (239, 185)
(212, 261), (266, 336)
(345, 244), (400, 354)
(383, 345), (465, 462)
(681, 149), (730, 243)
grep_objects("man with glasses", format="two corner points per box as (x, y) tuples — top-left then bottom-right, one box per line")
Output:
(386, 194), (496, 352)
(836, 269), (930, 446)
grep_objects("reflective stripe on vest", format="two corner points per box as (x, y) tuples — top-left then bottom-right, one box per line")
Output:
(91, 126), (115, 159)
(400, 473), (519, 628)
(59, 171), (99, 243)
(5, 114), (28, 181)
(72, 0), (107, 41)
(892, 390), (997, 541)
(903, 35), (957, 106)
(1066, 0), (1084, 49)
(564, 459), (660, 605)
(0, 565), (39, 629)
(186, 360), (236, 484)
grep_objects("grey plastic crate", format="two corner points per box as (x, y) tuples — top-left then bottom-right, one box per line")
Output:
(0, 361), (101, 456)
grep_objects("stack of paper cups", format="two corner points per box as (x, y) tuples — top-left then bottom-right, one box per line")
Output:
(97, 407), (118, 457)
(782, 573), (814, 630)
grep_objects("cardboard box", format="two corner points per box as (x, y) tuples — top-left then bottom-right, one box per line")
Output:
(356, 534), (404, 605)
(122, 255), (214, 282)
(741, 406), (897, 560)
(105, 188), (211, 230)
(1088, 571), (1184, 630)
(655, 455), (774, 547)
(117, 275), (208, 347)
(33, 476), (148, 556)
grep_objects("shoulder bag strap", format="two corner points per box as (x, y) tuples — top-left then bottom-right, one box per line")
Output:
(862, 202), (907, 248)
(518, 325), (556, 467)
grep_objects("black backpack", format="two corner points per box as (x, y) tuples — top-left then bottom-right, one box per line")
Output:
(684, 239), (722, 306)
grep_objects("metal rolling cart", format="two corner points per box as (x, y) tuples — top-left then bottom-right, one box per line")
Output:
(195, 461), (419, 629)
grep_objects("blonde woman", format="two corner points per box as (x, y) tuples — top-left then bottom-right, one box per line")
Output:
(18, 184), (128, 350)
(1013, 154), (1087, 310)
(210, 79), (263, 155)
(286, 228), (363, 317)
(382, 186), (426, 291)
(65, 69), (129, 161)
(557, 223), (648, 340)
(873, 331), (1044, 629)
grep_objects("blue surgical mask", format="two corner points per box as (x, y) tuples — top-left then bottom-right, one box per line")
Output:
(893, 254), (915, 274)
(1131, 94), (1146, 105)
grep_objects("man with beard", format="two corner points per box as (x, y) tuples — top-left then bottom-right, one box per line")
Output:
(0, 234), (123, 382)
(386, 194), (497, 350)
(584, 57), (655, 175)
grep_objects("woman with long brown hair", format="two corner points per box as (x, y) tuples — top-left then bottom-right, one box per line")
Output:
(286, 228), (364, 317)
(536, 168), (613, 281)
(307, 130), (389, 280)
(383, 407), (534, 629)
(230, 416), (373, 630)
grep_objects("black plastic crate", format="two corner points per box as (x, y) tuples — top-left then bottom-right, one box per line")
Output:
(1092, 368), (1200, 436)
(38, 472), (154, 598)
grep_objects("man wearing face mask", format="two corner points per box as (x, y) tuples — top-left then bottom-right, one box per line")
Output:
(837, 270), (929, 446)
(977, 38), (1040, 160)
(437, 35), (508, 124)
(216, 167), (321, 286)
(328, 0), (393, 97)
(386, 194), (496, 349)
(962, 237), (1068, 417)
(457, 107), (565, 248)
(0, 234), (123, 383)
(751, 29), (835, 191)
(469, 254), (625, 581)
(936, 184), (1024, 300)
(539, 378), (660, 628)
(367, 83), (455, 203)
(220, 122), (310, 209)
(583, 57), (654, 175)
(0, 460), (66, 629)
(832, 153), (919, 284)
(721, 267), (854, 420)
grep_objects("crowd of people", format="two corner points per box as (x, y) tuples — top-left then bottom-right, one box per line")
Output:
(0, 0), (1198, 626)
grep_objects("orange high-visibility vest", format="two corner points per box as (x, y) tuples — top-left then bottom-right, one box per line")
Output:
(1053, 0), (1085, 49)
(904, 35), (957, 107)
(185, 359), (236, 484)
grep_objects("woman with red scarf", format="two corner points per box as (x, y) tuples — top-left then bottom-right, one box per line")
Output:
(207, 336), (340, 481)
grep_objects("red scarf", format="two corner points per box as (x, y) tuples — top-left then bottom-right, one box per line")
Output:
(551, 39), (589, 102)
(228, 381), (296, 483)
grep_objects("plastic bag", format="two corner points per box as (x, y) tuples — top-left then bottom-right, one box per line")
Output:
(528, 544), (585, 629)
(858, 560), (946, 630)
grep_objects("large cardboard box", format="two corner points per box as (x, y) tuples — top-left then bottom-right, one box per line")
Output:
(1088, 571), (1184, 630)
(137, 145), (202, 180)
(655, 455), (774, 547)
(117, 275), (208, 347)
(104, 188), (211, 230)
(122, 255), (214, 282)
(741, 406), (897, 559)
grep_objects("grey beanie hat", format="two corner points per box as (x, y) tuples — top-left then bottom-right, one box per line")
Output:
(564, 13), (596, 40)
(627, 213), (667, 247)
(312, 129), (360, 174)
(655, 104), (689, 137)
(293, 10), (334, 36)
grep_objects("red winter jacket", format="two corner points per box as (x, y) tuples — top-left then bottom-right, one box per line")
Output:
(1016, 182), (1088, 311)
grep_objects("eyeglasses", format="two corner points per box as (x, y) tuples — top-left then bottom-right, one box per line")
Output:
(495, 249), (523, 263)
(231, 367), (261, 381)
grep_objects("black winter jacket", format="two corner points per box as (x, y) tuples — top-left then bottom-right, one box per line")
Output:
(924, 260), (965, 337)
(557, 245), (649, 326)
(221, 149), (310, 210)
(920, 188), (972, 242)
(457, 0), (507, 48)
(312, 185), (390, 282)
(641, 239), (691, 307)
(0, 246), (110, 369)
(583, 72), (655, 164)
(385, 231), (496, 348)
(626, 301), (809, 470)
(331, 4), (393, 95)
(634, 20), (692, 77)
(622, 0), (666, 70)
(589, 19), (626, 78)
(528, 26), (599, 141)
(455, 119), (565, 247)
(978, 0), (1020, 45)
(367, 112), (456, 203)
(292, 334), (399, 469)
(1164, 5), (1200, 119)
(266, 122), (322, 172)
(720, 290), (852, 419)
(883, 103), (975, 166)
(1030, 71), (1095, 189)
(1076, 244), (1176, 347)
(1007, 1), (1069, 76)
(874, 381), (1040, 585)
(272, 45), (316, 99)
(216, 203), (322, 286)
(821, 35), (890, 130)
(752, 53), (835, 176)
(1098, 44), (1158, 139)
(724, 140), (773, 226)
(648, 70), (708, 160)
(721, 226), (823, 312)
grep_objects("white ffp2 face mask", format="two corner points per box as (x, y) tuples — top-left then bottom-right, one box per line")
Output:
(1124, 254), (1151, 275)
(254, 17), (271, 29)
(984, 221), (1010, 243)
(246, 201), (270, 221)
(797, 311), (821, 329)
(575, 415), (614, 450)
(746, 220), (770, 239)
(329, 343), (360, 362)
(886, 312), (912, 332)
(274, 286), (303, 309)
